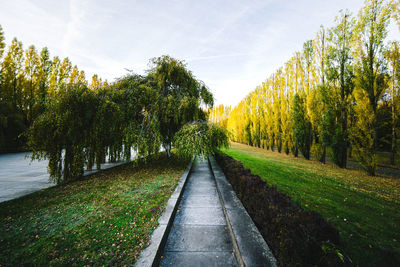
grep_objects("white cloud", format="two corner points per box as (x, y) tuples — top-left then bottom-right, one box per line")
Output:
(1, 0), (398, 107)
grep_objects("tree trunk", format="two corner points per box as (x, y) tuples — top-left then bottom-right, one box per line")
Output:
(165, 143), (171, 158)
(286, 141), (289, 155)
(391, 98), (396, 165)
(321, 144), (326, 164)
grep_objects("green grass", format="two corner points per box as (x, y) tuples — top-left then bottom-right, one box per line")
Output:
(0, 155), (188, 266)
(222, 143), (400, 266)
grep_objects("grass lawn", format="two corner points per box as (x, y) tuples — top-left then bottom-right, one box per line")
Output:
(222, 143), (400, 266)
(0, 155), (188, 266)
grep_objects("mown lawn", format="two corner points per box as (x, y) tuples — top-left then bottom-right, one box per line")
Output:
(0, 155), (188, 266)
(222, 143), (400, 266)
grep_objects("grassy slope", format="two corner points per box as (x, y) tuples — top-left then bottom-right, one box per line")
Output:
(0, 156), (188, 266)
(222, 143), (400, 266)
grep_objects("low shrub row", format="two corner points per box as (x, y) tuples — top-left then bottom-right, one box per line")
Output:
(214, 152), (349, 266)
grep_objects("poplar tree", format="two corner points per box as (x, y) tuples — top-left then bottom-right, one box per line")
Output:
(351, 0), (391, 175)
(311, 26), (327, 163)
(36, 47), (51, 113)
(384, 41), (400, 165)
(1, 38), (24, 112)
(325, 11), (355, 168)
(48, 56), (60, 97)
(273, 70), (282, 152)
(0, 25), (5, 60)
(24, 45), (39, 124)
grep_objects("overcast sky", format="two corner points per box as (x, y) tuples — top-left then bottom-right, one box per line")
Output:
(1, 0), (398, 106)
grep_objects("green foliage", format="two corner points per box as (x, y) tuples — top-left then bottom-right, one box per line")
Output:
(311, 143), (324, 161)
(292, 94), (312, 159)
(147, 56), (214, 157)
(350, 0), (392, 175)
(173, 120), (229, 159)
(323, 10), (355, 168)
(218, 0), (398, 175)
(349, 89), (378, 175)
(0, 25), (5, 59)
(25, 56), (215, 184)
(28, 84), (100, 183)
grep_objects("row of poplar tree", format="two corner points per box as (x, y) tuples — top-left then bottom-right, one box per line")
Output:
(209, 0), (400, 175)
(0, 24), (214, 184)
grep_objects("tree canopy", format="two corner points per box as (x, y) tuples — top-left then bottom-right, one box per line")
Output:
(216, 0), (399, 176)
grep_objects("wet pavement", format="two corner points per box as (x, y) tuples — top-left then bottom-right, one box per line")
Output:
(0, 152), (132, 203)
(160, 158), (238, 266)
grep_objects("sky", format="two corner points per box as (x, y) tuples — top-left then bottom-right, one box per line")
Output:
(1, 0), (399, 106)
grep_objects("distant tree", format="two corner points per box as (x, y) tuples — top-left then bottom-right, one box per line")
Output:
(48, 56), (60, 97)
(265, 78), (275, 150)
(310, 26), (327, 163)
(173, 120), (229, 159)
(90, 74), (102, 91)
(0, 25), (5, 60)
(208, 104), (231, 129)
(36, 47), (51, 114)
(24, 45), (39, 125)
(58, 57), (72, 90)
(1, 38), (24, 111)
(392, 0), (400, 29)
(273, 72), (282, 152)
(292, 93), (312, 159)
(69, 65), (79, 85)
(0, 38), (25, 151)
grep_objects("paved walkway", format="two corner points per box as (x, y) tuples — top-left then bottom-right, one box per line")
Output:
(160, 158), (238, 266)
(0, 152), (133, 203)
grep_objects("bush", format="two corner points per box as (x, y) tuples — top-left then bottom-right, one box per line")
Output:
(215, 152), (349, 266)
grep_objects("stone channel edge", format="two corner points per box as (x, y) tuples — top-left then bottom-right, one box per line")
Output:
(208, 155), (278, 267)
(134, 159), (194, 267)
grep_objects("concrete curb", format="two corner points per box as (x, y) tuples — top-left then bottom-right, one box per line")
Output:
(208, 155), (277, 267)
(135, 159), (193, 267)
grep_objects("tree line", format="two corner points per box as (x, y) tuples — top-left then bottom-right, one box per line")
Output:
(210, 0), (400, 175)
(0, 24), (228, 184)
(0, 25), (109, 153)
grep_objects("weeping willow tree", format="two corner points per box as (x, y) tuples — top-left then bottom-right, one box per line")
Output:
(173, 120), (229, 159)
(28, 83), (102, 183)
(147, 55), (214, 157)
(27, 56), (217, 184)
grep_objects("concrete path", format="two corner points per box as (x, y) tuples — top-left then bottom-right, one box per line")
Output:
(160, 158), (239, 266)
(0, 152), (133, 203)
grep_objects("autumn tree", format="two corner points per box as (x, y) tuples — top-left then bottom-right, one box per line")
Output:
(0, 38), (25, 151)
(292, 93), (312, 159)
(36, 47), (51, 114)
(24, 45), (39, 124)
(324, 11), (356, 168)
(0, 25), (5, 60)
(310, 26), (327, 163)
(208, 104), (231, 129)
(384, 41), (400, 165)
(351, 0), (391, 175)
